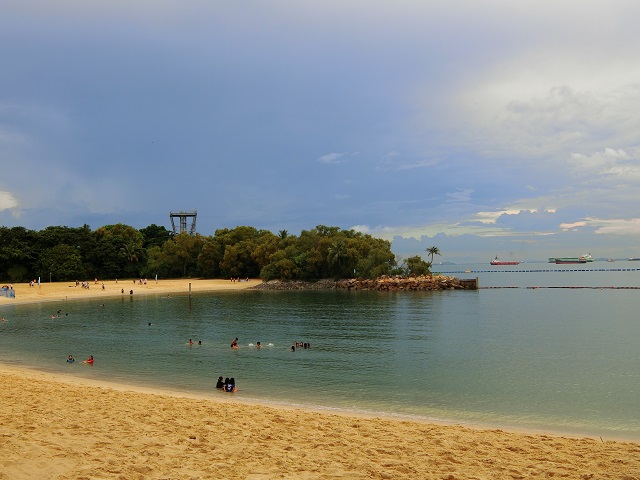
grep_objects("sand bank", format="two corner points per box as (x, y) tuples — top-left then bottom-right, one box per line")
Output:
(0, 278), (256, 306)
(0, 365), (638, 480)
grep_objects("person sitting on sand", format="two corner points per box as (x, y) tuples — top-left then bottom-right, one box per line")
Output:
(82, 355), (94, 364)
(67, 355), (74, 363)
(215, 376), (224, 389)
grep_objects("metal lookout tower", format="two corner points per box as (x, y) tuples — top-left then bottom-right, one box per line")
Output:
(170, 210), (197, 235)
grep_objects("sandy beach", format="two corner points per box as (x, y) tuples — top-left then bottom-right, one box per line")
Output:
(1, 280), (639, 479)
(0, 278), (256, 306)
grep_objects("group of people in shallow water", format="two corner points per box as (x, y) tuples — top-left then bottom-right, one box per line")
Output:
(216, 376), (237, 392)
(291, 341), (311, 352)
(66, 354), (93, 364)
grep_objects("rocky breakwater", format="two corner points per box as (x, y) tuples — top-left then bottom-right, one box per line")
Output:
(250, 279), (338, 290)
(252, 275), (477, 291)
(335, 274), (477, 291)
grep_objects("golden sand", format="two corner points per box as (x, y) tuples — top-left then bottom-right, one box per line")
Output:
(0, 278), (255, 306)
(1, 280), (639, 479)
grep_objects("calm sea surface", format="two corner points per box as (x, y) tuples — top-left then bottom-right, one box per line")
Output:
(1, 262), (639, 440)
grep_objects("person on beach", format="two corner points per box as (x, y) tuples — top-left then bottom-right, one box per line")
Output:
(231, 338), (238, 349)
(224, 377), (237, 392)
(82, 355), (94, 364)
(215, 376), (224, 389)
(67, 355), (74, 363)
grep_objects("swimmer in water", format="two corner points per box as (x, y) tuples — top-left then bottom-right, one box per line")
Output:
(82, 355), (94, 364)
(67, 355), (74, 363)
(230, 337), (238, 349)
(256, 341), (261, 349)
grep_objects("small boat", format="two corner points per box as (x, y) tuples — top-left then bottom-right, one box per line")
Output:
(490, 256), (520, 265)
(629, 258), (640, 261)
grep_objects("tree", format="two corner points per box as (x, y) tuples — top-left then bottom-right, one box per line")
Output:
(92, 224), (145, 278)
(38, 244), (84, 281)
(426, 246), (441, 264)
(405, 255), (431, 276)
(160, 233), (204, 277)
(140, 224), (173, 249)
(327, 240), (347, 277)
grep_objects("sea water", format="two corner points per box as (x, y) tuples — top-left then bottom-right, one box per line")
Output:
(1, 265), (639, 441)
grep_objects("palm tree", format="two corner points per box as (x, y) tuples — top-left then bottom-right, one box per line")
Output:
(327, 240), (347, 276)
(278, 230), (288, 240)
(426, 246), (441, 264)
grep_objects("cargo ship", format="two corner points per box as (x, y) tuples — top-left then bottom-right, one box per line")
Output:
(548, 253), (593, 264)
(490, 256), (520, 265)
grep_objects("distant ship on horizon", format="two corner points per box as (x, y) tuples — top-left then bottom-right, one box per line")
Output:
(548, 253), (594, 264)
(490, 256), (520, 265)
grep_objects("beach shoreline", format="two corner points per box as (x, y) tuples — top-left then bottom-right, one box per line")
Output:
(0, 278), (257, 306)
(1, 364), (638, 479)
(1, 280), (639, 478)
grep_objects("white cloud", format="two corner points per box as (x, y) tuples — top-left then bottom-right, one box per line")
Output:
(0, 191), (18, 211)
(569, 147), (640, 180)
(318, 152), (349, 164)
(581, 217), (640, 236)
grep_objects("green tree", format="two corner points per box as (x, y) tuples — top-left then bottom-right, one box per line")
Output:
(426, 246), (441, 264)
(159, 233), (204, 277)
(327, 240), (348, 277)
(38, 244), (84, 281)
(0, 226), (38, 282)
(140, 224), (173, 249)
(405, 255), (431, 276)
(92, 224), (145, 278)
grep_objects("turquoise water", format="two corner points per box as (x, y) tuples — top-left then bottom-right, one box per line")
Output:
(1, 266), (639, 440)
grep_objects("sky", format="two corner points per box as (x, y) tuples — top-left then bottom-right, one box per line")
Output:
(2, 0), (640, 263)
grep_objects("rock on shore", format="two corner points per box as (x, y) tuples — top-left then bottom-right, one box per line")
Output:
(250, 279), (338, 290)
(336, 274), (474, 291)
(251, 275), (476, 291)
